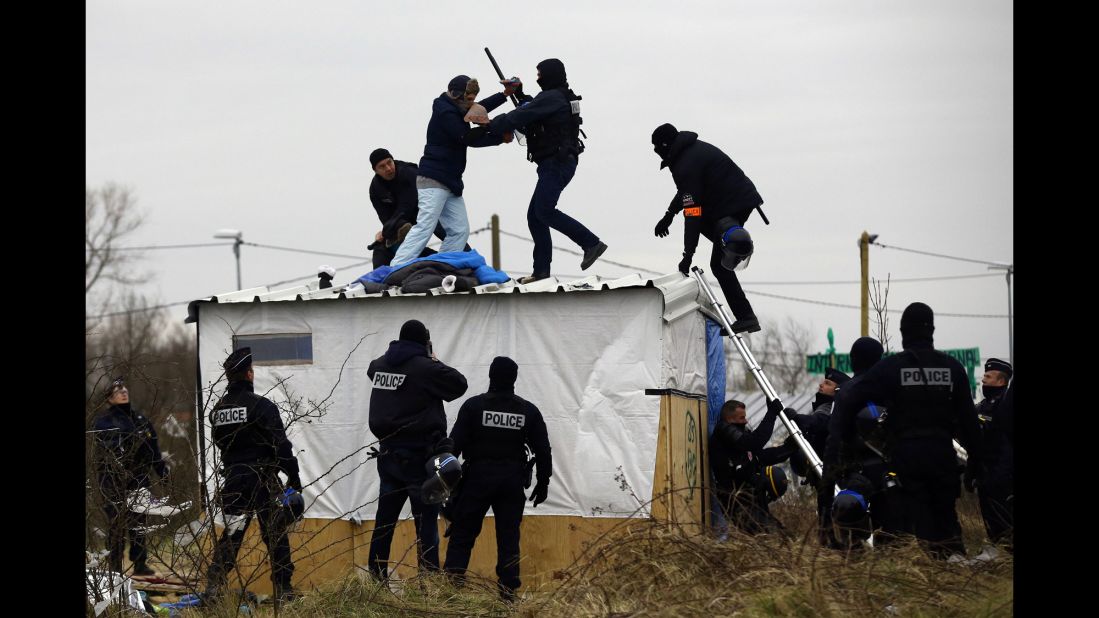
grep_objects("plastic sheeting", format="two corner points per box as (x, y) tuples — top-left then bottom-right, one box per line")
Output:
(195, 287), (707, 521)
(704, 318), (726, 435)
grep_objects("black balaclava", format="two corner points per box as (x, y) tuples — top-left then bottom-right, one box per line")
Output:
(488, 356), (519, 392)
(849, 337), (885, 376)
(536, 59), (567, 90)
(399, 319), (430, 347)
(651, 123), (678, 160)
(899, 302), (935, 348)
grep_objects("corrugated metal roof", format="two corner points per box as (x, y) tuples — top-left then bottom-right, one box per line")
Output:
(186, 272), (721, 325)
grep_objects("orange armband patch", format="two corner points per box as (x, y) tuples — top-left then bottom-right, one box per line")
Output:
(683, 206), (702, 217)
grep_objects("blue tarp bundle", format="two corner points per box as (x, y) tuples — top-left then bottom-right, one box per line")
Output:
(705, 317), (727, 435)
(355, 248), (510, 288)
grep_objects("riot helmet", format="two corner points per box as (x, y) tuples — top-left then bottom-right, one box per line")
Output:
(422, 453), (462, 505)
(831, 489), (869, 527)
(855, 402), (887, 450)
(720, 225), (754, 271)
(276, 487), (305, 530)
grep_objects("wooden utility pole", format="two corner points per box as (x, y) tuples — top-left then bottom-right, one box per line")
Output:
(859, 231), (870, 337)
(491, 214), (501, 270)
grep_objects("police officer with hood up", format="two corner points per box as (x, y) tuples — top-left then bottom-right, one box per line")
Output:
(822, 337), (891, 547)
(483, 59), (607, 282)
(827, 303), (983, 559)
(92, 376), (170, 576)
(442, 356), (552, 602)
(650, 123), (766, 333)
(366, 319), (468, 579)
(206, 348), (303, 602)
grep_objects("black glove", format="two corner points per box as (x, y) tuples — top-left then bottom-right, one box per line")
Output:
(677, 253), (692, 275)
(287, 473), (303, 493)
(529, 479), (549, 508)
(654, 211), (674, 238)
(766, 398), (784, 416)
(432, 437), (455, 456)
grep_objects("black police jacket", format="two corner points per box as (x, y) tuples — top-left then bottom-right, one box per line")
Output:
(709, 405), (791, 492)
(659, 131), (764, 259)
(367, 340), (468, 448)
(832, 341), (983, 480)
(210, 381), (300, 483)
(976, 390), (1011, 478)
(449, 388), (553, 484)
(488, 87), (582, 163)
(369, 160), (421, 240)
(93, 403), (169, 499)
(824, 372), (873, 470)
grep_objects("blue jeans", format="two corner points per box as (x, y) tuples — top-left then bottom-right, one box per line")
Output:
(367, 448), (441, 577)
(390, 187), (470, 267)
(527, 156), (599, 275)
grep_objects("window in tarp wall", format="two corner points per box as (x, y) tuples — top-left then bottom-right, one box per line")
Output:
(233, 333), (313, 366)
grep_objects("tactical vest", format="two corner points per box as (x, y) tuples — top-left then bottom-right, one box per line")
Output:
(210, 388), (279, 467)
(525, 87), (585, 163)
(883, 349), (956, 443)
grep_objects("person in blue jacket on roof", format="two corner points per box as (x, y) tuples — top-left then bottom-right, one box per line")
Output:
(390, 76), (516, 268)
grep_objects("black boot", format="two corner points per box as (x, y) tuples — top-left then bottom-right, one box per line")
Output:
(731, 316), (761, 334)
(580, 242), (608, 270)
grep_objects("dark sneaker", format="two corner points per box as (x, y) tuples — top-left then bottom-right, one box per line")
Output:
(517, 273), (550, 284)
(275, 588), (300, 603)
(580, 242), (607, 270)
(731, 317), (761, 334)
(133, 563), (156, 577)
(386, 222), (413, 248)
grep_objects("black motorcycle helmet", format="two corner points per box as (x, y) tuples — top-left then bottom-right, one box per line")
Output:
(720, 225), (754, 271)
(761, 465), (788, 501)
(422, 453), (463, 505)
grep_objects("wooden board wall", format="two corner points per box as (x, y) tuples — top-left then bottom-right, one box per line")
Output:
(650, 392), (710, 531)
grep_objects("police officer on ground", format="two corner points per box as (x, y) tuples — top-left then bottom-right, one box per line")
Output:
(368, 148), (463, 269)
(974, 358), (1013, 552)
(442, 357), (552, 602)
(205, 348), (304, 602)
(92, 376), (170, 576)
(710, 398), (793, 535)
(826, 303), (983, 559)
(482, 59), (608, 283)
(822, 337), (891, 548)
(787, 367), (850, 546)
(366, 319), (468, 579)
(651, 123), (767, 333)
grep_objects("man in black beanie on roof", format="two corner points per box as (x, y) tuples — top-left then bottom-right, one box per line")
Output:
(366, 319), (468, 580)
(368, 148), (469, 268)
(650, 123), (766, 333)
(827, 303), (983, 559)
(443, 356), (552, 602)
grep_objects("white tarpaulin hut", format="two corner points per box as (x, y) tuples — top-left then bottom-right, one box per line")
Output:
(186, 271), (722, 589)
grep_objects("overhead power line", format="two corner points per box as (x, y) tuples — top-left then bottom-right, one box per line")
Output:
(86, 242), (234, 251)
(871, 241), (1010, 268)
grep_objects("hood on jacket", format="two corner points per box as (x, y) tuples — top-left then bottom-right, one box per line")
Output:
(660, 131), (699, 169)
(384, 339), (430, 365)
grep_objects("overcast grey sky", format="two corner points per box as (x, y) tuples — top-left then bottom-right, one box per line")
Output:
(86, 1), (1013, 366)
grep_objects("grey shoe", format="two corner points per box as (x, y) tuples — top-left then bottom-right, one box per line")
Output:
(580, 242), (607, 270)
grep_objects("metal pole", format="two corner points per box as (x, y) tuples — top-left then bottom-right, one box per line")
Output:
(491, 214), (501, 271)
(1006, 266), (1013, 364)
(860, 231), (870, 337)
(691, 267), (825, 480)
(233, 239), (242, 290)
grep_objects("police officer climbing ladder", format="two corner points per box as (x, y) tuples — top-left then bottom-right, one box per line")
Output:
(691, 268), (825, 481)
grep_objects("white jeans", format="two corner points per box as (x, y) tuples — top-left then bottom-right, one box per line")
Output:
(390, 187), (470, 267)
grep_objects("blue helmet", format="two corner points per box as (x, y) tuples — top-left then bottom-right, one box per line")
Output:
(720, 226), (754, 271)
(422, 453), (462, 505)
